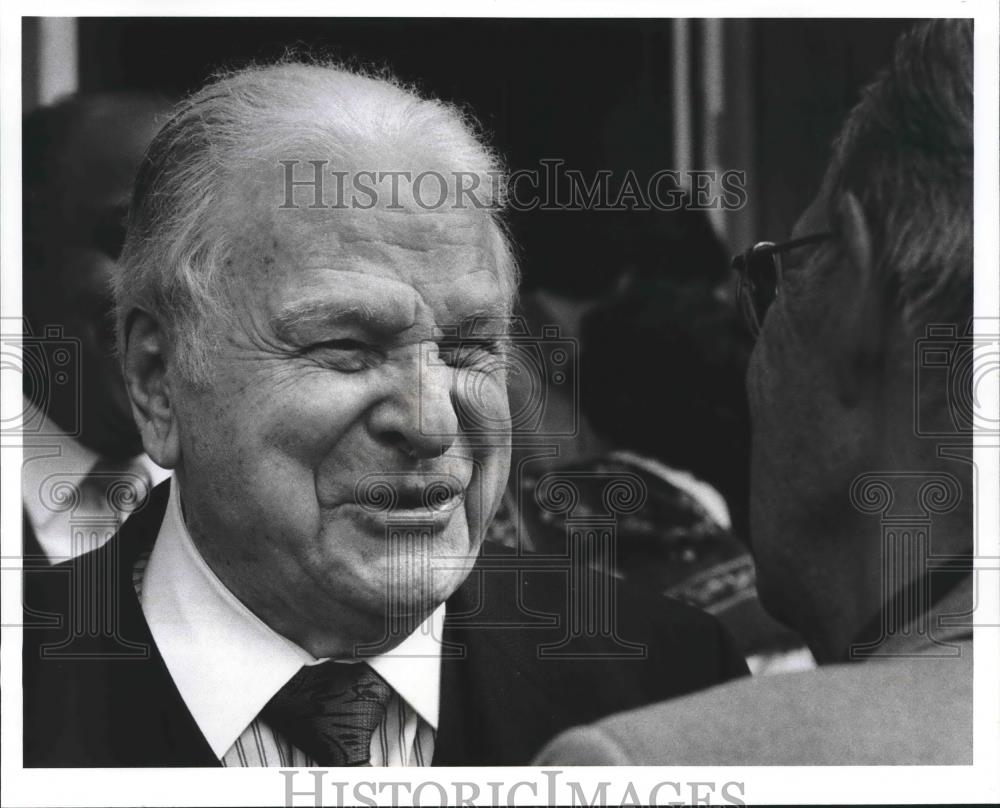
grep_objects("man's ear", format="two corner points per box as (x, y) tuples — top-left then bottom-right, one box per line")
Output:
(833, 190), (885, 406)
(122, 310), (181, 468)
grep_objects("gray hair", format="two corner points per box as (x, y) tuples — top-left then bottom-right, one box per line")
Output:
(825, 19), (972, 332)
(115, 61), (518, 382)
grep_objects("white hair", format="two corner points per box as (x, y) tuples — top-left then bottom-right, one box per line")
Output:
(115, 60), (518, 382)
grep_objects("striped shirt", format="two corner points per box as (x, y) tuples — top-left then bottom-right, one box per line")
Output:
(216, 696), (435, 767)
(133, 481), (441, 767)
(21, 395), (171, 563)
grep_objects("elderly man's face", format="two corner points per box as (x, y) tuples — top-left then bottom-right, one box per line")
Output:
(169, 188), (512, 656)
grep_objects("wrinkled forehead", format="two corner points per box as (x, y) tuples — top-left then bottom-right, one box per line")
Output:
(282, 205), (493, 257)
(260, 205), (500, 284)
(221, 190), (508, 330)
(227, 161), (501, 262)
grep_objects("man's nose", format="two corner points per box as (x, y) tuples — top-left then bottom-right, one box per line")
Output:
(368, 358), (459, 460)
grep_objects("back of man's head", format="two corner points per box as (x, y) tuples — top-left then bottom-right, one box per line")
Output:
(745, 20), (974, 661)
(826, 19), (972, 333)
(823, 18), (974, 484)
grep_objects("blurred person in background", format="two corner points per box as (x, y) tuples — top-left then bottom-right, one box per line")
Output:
(494, 200), (804, 668)
(537, 18), (974, 764)
(579, 203), (752, 540)
(21, 93), (172, 563)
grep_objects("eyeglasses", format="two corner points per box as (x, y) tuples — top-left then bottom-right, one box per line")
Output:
(731, 233), (832, 337)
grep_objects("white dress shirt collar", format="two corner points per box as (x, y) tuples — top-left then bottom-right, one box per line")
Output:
(140, 479), (443, 759)
(21, 396), (170, 558)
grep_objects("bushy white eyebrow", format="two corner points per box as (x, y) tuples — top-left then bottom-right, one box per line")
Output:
(271, 294), (417, 339)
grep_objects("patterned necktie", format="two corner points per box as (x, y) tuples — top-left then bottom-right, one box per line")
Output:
(261, 661), (392, 766)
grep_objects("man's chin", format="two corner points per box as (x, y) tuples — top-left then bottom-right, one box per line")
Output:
(323, 506), (473, 566)
(333, 576), (457, 657)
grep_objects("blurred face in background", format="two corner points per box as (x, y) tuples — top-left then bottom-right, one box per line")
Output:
(23, 95), (169, 459)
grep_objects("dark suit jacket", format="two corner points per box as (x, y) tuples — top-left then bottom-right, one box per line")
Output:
(24, 481), (748, 766)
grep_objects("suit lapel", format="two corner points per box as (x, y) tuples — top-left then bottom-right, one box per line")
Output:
(433, 551), (573, 765)
(105, 481), (221, 764)
(24, 480), (220, 766)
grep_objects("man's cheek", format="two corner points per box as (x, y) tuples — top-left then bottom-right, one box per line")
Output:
(257, 394), (358, 461)
(474, 448), (511, 525)
(745, 341), (778, 425)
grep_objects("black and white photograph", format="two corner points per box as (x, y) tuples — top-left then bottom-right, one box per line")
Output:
(2, 2), (998, 806)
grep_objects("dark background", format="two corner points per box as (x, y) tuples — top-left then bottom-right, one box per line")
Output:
(25, 17), (914, 290)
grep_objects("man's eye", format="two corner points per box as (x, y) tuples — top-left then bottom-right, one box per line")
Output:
(439, 340), (502, 368)
(305, 339), (379, 371)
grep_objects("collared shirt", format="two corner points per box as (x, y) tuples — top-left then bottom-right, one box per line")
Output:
(21, 397), (170, 562)
(137, 479), (442, 766)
